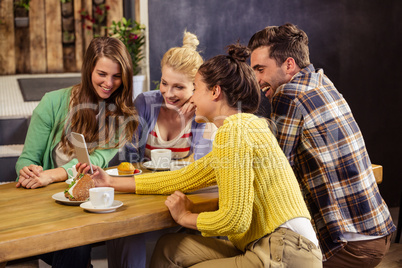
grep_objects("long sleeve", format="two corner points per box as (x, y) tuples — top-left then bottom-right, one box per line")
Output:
(61, 147), (118, 171)
(16, 88), (118, 180)
(196, 120), (254, 236)
(135, 151), (216, 194)
(15, 93), (57, 174)
(270, 92), (303, 168)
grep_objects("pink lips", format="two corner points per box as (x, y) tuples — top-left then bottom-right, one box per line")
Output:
(165, 99), (179, 105)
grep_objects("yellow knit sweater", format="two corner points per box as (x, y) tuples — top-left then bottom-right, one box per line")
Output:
(135, 113), (311, 251)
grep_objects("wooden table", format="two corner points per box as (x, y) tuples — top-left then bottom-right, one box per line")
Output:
(0, 167), (218, 264)
(0, 164), (383, 264)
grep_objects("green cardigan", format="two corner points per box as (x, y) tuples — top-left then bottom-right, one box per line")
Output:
(16, 88), (118, 180)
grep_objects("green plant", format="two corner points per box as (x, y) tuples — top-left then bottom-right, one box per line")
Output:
(63, 30), (75, 43)
(14, 0), (31, 11)
(152, 81), (160, 91)
(108, 17), (146, 75)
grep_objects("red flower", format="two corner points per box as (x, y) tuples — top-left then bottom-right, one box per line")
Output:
(129, 33), (139, 41)
(95, 6), (103, 15)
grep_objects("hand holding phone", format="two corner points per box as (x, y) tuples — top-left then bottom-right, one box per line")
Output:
(71, 132), (93, 174)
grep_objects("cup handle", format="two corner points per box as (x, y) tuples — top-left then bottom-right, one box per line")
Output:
(103, 193), (111, 207)
(66, 168), (73, 178)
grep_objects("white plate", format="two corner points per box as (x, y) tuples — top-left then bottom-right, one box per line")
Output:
(52, 192), (87, 205)
(106, 168), (142, 177)
(142, 161), (170, 171)
(80, 200), (123, 213)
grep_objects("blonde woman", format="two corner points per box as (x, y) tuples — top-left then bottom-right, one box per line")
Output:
(125, 31), (214, 164)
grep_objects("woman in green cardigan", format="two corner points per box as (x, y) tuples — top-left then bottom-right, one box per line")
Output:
(16, 36), (138, 190)
(15, 37), (139, 268)
(79, 44), (322, 267)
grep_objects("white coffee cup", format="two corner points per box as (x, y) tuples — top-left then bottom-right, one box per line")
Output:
(151, 149), (172, 169)
(170, 161), (192, 171)
(89, 187), (114, 208)
(66, 165), (78, 179)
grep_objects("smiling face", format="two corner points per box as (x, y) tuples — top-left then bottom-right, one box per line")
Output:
(91, 57), (122, 100)
(160, 65), (194, 110)
(191, 72), (215, 123)
(250, 46), (289, 101)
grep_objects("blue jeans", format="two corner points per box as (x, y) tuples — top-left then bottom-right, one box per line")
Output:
(40, 244), (92, 268)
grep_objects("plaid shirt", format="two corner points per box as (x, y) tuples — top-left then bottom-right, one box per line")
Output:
(268, 64), (395, 260)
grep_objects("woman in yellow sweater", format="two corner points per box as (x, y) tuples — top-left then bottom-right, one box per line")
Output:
(80, 44), (322, 267)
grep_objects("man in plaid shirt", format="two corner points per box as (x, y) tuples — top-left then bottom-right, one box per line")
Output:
(248, 23), (395, 267)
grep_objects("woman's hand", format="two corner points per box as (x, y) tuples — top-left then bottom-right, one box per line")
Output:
(76, 163), (111, 187)
(18, 164), (43, 180)
(165, 191), (196, 227)
(76, 163), (136, 192)
(16, 166), (58, 189)
(179, 97), (196, 115)
(16, 165), (45, 188)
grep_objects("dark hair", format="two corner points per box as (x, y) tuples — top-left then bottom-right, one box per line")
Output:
(248, 23), (310, 68)
(197, 43), (260, 113)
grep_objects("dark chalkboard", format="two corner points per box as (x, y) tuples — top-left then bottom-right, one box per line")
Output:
(148, 0), (402, 206)
(148, 0), (344, 86)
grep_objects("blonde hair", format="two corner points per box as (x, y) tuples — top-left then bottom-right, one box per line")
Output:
(160, 31), (203, 81)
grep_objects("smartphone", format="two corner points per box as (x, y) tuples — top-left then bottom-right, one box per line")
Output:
(70, 132), (93, 174)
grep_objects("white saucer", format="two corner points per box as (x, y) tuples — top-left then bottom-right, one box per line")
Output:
(142, 161), (170, 171)
(80, 200), (123, 213)
(52, 192), (87, 205)
(170, 161), (192, 171)
(106, 168), (142, 177)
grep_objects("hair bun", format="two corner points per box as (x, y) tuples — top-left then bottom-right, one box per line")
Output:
(227, 43), (250, 62)
(182, 31), (200, 50)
